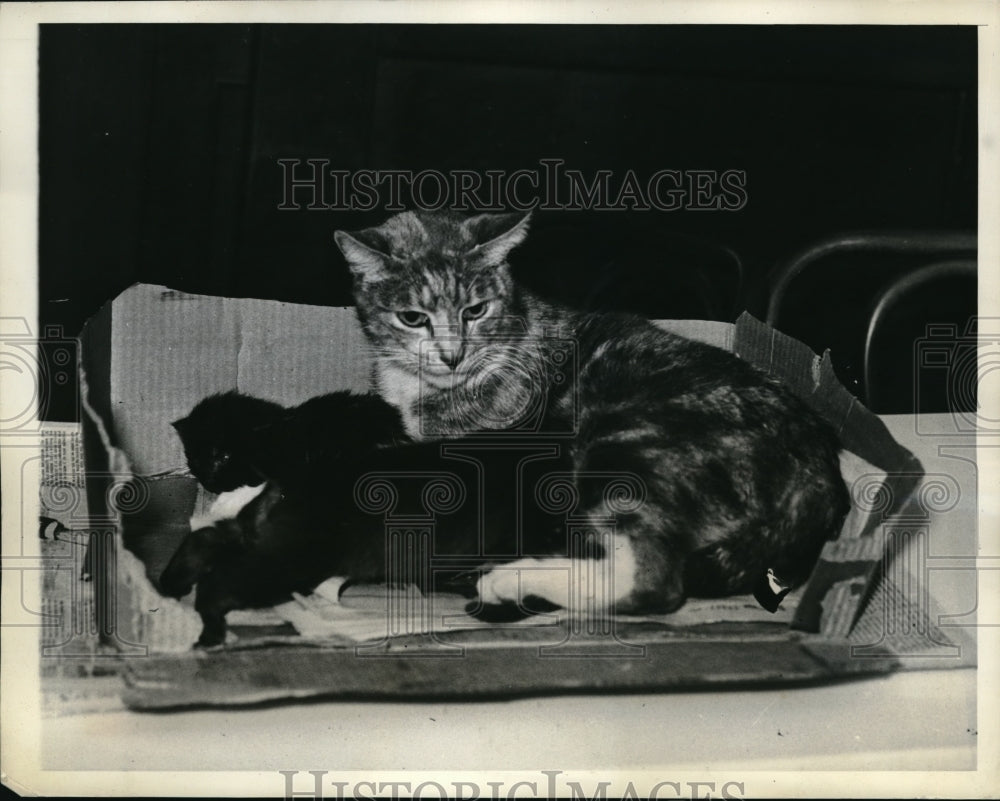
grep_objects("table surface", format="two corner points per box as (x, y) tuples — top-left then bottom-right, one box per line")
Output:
(38, 415), (985, 779)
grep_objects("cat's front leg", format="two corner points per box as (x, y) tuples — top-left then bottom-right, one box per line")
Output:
(190, 547), (297, 648)
(475, 534), (640, 614)
(475, 557), (572, 609)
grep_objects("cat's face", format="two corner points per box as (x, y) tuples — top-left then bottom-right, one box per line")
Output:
(172, 392), (285, 493)
(335, 211), (531, 383)
(173, 417), (261, 494)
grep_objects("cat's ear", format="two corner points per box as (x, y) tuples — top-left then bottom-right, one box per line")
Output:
(334, 228), (390, 282)
(463, 211), (532, 265)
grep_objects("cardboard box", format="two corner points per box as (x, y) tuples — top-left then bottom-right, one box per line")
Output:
(77, 284), (958, 708)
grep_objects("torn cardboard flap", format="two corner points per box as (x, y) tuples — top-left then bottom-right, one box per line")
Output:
(655, 318), (734, 351)
(733, 312), (922, 477)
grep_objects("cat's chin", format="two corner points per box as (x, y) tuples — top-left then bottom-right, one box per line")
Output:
(421, 367), (464, 388)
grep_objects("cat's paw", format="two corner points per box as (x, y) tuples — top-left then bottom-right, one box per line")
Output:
(465, 594), (562, 622)
(476, 558), (572, 608)
(194, 622), (233, 649)
(194, 630), (232, 650)
(476, 545), (641, 615)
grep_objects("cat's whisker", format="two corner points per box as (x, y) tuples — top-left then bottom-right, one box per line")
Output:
(360, 345), (411, 356)
(363, 350), (409, 359)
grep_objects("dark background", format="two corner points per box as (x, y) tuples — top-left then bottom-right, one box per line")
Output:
(39, 24), (977, 420)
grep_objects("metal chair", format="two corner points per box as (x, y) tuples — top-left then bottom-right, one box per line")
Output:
(863, 259), (977, 414)
(766, 231), (976, 411)
(767, 231), (976, 328)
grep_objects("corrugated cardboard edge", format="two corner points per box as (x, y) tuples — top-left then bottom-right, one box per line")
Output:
(120, 637), (898, 711)
(79, 288), (204, 653)
(732, 312), (923, 478)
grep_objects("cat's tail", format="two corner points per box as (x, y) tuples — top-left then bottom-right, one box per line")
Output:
(682, 547), (758, 597)
(682, 520), (840, 598)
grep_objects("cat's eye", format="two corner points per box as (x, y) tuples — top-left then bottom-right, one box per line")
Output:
(462, 301), (490, 322)
(397, 310), (430, 328)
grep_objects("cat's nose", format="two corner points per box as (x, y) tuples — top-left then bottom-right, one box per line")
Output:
(438, 343), (466, 370)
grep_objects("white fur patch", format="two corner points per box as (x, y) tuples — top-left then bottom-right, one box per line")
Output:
(476, 535), (638, 613)
(376, 361), (424, 439)
(189, 483), (266, 530)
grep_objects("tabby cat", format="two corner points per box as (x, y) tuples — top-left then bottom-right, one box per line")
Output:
(335, 210), (850, 615)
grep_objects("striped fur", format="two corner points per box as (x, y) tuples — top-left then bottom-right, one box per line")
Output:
(337, 211), (849, 615)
